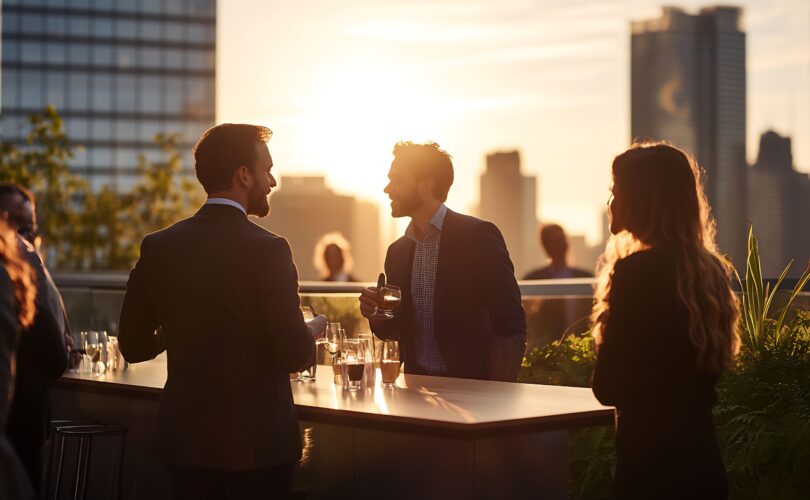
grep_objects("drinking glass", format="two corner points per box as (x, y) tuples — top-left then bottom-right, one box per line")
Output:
(340, 339), (364, 391)
(371, 285), (401, 320)
(84, 330), (106, 375)
(297, 306), (318, 381)
(380, 340), (401, 388)
(358, 333), (376, 386)
(300, 305), (315, 322)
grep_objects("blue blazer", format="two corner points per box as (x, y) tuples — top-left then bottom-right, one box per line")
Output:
(372, 209), (526, 381)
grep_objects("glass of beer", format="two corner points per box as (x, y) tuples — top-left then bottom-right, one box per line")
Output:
(340, 339), (364, 391)
(371, 284), (401, 320)
(380, 340), (400, 388)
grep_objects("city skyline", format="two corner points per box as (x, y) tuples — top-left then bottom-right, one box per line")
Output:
(219, 0), (810, 244)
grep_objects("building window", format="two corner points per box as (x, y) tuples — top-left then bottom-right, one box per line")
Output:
(141, 47), (161, 68)
(45, 14), (67, 35)
(163, 48), (183, 70)
(162, 22), (186, 43)
(21, 41), (43, 64)
(142, 0), (164, 15)
(68, 73), (90, 111)
(68, 16), (91, 37)
(141, 20), (162, 41)
(21, 13), (45, 35)
(165, 0), (186, 15)
(91, 119), (115, 141)
(115, 75), (138, 113)
(68, 43), (91, 65)
(115, 0), (138, 13)
(91, 74), (114, 112)
(45, 71), (67, 110)
(92, 45), (114, 66)
(116, 45), (137, 69)
(20, 70), (44, 109)
(1, 73), (19, 108)
(114, 120), (137, 143)
(2, 13), (19, 35)
(91, 0), (115, 11)
(116, 19), (138, 39)
(92, 18), (115, 38)
(2, 40), (18, 64)
(165, 77), (185, 115)
(65, 118), (90, 141)
(139, 121), (161, 142)
(45, 42), (67, 65)
(140, 76), (162, 113)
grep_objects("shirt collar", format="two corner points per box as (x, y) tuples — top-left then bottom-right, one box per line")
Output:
(406, 203), (448, 242)
(205, 197), (247, 215)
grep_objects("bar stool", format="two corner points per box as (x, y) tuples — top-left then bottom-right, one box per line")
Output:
(44, 422), (127, 500)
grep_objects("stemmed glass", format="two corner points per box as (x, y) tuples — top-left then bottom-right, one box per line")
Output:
(326, 323), (344, 383)
(371, 285), (402, 320)
(380, 340), (401, 389)
(83, 330), (107, 375)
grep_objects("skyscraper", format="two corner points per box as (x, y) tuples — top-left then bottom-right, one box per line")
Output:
(479, 151), (539, 277)
(257, 176), (382, 282)
(747, 131), (810, 278)
(1, 0), (216, 191)
(631, 6), (747, 265)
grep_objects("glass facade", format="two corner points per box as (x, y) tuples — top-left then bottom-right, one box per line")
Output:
(1, 0), (216, 190)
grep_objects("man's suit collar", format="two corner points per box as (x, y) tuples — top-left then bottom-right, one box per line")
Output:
(195, 203), (248, 218)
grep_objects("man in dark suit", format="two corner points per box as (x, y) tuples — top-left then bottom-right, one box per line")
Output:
(0, 184), (68, 490)
(119, 124), (324, 500)
(359, 141), (526, 381)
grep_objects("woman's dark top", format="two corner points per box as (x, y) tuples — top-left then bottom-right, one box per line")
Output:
(592, 249), (728, 500)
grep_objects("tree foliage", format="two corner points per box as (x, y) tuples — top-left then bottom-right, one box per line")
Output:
(0, 106), (203, 270)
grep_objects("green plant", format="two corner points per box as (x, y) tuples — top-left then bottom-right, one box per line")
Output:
(716, 228), (810, 499)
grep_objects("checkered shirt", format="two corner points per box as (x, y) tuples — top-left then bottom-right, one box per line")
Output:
(405, 204), (449, 375)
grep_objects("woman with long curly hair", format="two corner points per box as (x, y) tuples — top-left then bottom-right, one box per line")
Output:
(591, 142), (740, 499)
(0, 218), (37, 500)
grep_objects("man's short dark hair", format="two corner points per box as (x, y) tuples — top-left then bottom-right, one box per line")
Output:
(539, 224), (566, 253)
(0, 183), (35, 213)
(193, 124), (272, 194)
(392, 141), (454, 202)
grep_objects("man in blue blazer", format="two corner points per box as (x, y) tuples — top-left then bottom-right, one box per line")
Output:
(359, 142), (526, 381)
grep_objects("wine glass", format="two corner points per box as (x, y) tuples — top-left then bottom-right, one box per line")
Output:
(380, 340), (401, 389)
(327, 325), (346, 384)
(371, 285), (401, 320)
(84, 331), (106, 375)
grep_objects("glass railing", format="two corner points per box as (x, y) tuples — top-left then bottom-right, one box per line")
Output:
(53, 273), (809, 354)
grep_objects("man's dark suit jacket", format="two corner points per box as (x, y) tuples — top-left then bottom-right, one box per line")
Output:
(7, 240), (68, 487)
(119, 204), (314, 471)
(372, 209), (526, 381)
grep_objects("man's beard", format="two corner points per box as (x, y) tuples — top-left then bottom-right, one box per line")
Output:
(247, 185), (270, 217)
(391, 189), (422, 218)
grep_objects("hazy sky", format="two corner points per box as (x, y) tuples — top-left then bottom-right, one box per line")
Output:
(218, 0), (810, 243)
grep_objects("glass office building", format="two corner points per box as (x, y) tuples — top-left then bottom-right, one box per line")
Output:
(1, 0), (216, 191)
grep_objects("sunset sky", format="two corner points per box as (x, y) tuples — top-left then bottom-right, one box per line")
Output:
(218, 0), (810, 243)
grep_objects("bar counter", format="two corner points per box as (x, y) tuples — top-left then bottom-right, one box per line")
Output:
(51, 356), (613, 500)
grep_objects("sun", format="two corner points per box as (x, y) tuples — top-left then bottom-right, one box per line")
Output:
(295, 61), (448, 203)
